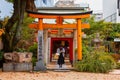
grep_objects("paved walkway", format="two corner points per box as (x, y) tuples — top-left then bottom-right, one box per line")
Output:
(109, 69), (120, 75)
(1, 63), (120, 80)
(47, 60), (73, 70)
(0, 70), (120, 80)
(47, 60), (120, 74)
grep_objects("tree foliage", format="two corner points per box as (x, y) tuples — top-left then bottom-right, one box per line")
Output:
(83, 17), (120, 40)
(15, 13), (36, 51)
(5, 0), (13, 3)
(2, 0), (36, 52)
(107, 23), (120, 38)
(21, 13), (35, 41)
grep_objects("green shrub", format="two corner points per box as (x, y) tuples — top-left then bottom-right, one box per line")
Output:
(28, 42), (37, 66)
(16, 48), (27, 52)
(32, 57), (37, 66)
(74, 51), (116, 73)
(28, 42), (37, 57)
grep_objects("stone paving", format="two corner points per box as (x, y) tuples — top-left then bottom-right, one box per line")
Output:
(0, 60), (120, 80)
(47, 59), (73, 70)
(109, 69), (120, 75)
(0, 70), (120, 80)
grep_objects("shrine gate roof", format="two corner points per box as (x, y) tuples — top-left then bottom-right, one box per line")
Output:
(27, 7), (92, 15)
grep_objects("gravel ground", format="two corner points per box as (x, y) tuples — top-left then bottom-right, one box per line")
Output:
(0, 71), (120, 80)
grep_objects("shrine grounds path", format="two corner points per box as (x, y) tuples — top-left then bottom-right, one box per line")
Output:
(0, 70), (120, 80)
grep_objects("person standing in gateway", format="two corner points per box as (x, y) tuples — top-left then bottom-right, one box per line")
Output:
(57, 46), (65, 68)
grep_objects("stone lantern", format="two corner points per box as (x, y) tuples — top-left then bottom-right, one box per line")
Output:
(93, 33), (102, 49)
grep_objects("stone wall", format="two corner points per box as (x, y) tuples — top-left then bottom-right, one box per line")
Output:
(3, 63), (32, 72)
(3, 52), (33, 72)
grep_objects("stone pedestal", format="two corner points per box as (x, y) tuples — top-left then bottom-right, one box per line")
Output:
(34, 61), (46, 71)
(3, 63), (32, 72)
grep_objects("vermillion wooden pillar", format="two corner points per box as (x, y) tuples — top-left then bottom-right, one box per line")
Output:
(77, 19), (82, 60)
(38, 18), (43, 30)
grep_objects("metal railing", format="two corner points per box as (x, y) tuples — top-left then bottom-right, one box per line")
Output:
(104, 12), (117, 23)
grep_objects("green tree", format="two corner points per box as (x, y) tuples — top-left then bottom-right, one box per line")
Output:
(83, 17), (120, 40)
(15, 13), (36, 51)
(83, 17), (106, 35)
(2, 0), (36, 52)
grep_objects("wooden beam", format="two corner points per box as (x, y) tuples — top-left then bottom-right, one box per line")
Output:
(29, 23), (38, 29)
(29, 13), (90, 19)
(29, 23), (90, 29)
(62, 14), (90, 19)
(48, 30), (74, 34)
(48, 30), (58, 34)
(29, 23), (76, 29)
(82, 23), (90, 28)
(43, 24), (76, 29)
(63, 30), (73, 34)
(29, 13), (58, 19)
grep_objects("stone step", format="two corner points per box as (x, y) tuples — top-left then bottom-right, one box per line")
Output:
(54, 69), (71, 72)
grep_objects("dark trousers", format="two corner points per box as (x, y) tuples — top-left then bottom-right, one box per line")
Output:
(59, 64), (62, 68)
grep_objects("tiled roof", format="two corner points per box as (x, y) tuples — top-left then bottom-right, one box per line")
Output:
(55, 1), (75, 7)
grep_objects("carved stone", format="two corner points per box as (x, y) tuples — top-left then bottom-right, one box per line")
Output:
(4, 52), (32, 63)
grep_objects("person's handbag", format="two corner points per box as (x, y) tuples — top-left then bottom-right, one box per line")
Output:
(54, 53), (59, 60)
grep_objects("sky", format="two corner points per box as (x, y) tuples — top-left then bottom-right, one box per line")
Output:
(0, 0), (102, 19)
(0, 0), (13, 19)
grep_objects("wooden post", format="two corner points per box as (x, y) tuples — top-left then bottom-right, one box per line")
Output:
(38, 18), (43, 30)
(57, 16), (63, 25)
(77, 19), (82, 60)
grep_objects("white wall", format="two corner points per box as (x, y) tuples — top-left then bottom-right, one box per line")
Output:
(117, 9), (120, 23)
(54, 0), (103, 13)
(103, 0), (117, 19)
(75, 0), (103, 13)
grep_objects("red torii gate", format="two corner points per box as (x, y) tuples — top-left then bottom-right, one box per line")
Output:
(27, 8), (92, 70)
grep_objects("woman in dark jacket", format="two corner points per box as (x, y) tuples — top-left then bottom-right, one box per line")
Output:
(57, 52), (65, 68)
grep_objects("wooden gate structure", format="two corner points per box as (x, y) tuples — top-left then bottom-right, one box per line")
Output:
(27, 7), (92, 70)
